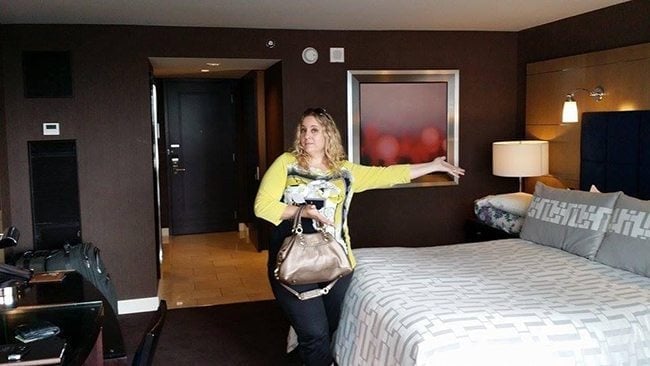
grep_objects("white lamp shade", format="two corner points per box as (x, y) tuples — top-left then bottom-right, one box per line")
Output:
(493, 140), (549, 177)
(562, 100), (579, 123)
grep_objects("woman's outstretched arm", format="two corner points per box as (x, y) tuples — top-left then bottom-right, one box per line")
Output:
(409, 156), (465, 180)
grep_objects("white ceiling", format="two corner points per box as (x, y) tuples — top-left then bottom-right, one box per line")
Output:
(0, 0), (628, 31)
(1, 0), (628, 78)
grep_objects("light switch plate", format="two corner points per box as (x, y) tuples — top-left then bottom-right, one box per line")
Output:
(330, 47), (345, 63)
(43, 122), (60, 136)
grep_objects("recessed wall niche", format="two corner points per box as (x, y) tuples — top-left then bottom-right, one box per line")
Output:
(28, 140), (82, 250)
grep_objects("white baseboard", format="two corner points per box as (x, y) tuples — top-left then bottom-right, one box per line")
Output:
(118, 296), (160, 314)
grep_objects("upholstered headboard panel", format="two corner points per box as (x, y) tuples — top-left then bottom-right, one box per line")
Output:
(580, 111), (650, 199)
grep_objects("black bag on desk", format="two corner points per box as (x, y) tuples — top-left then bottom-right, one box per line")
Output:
(13, 250), (53, 273)
(16, 242), (118, 313)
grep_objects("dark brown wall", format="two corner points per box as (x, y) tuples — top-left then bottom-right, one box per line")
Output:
(1, 26), (158, 300)
(519, 0), (650, 64)
(346, 31), (519, 247)
(264, 61), (284, 167)
(0, 32), (10, 234)
(0, 30), (7, 231)
(515, 0), (650, 135)
(1, 24), (517, 301)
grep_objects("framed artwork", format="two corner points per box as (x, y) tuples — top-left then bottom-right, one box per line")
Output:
(346, 69), (460, 187)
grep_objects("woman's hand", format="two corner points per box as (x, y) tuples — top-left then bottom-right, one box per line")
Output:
(281, 204), (333, 226)
(431, 156), (465, 177)
(409, 156), (465, 180)
(302, 205), (334, 227)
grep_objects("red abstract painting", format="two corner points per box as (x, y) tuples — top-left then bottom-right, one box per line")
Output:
(359, 82), (448, 166)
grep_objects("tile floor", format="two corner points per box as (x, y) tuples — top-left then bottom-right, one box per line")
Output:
(158, 230), (274, 309)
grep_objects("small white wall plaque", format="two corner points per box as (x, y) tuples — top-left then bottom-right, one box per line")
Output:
(330, 48), (345, 63)
(43, 122), (60, 136)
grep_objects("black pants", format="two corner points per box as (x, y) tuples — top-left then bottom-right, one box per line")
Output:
(268, 221), (353, 366)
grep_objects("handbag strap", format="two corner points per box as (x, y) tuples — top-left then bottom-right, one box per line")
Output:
(279, 278), (340, 300)
(291, 205), (305, 234)
(292, 205), (326, 234)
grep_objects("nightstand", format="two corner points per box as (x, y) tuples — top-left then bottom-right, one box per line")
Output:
(464, 218), (518, 242)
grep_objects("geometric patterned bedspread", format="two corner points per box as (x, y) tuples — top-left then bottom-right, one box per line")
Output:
(333, 239), (650, 365)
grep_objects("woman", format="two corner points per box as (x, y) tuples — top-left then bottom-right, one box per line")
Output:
(254, 107), (464, 366)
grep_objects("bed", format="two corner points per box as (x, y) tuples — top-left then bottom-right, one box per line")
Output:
(333, 110), (650, 365)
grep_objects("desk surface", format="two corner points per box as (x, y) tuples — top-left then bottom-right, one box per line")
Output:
(1, 301), (102, 365)
(2, 271), (125, 364)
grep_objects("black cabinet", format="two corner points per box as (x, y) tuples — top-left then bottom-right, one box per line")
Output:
(464, 218), (518, 243)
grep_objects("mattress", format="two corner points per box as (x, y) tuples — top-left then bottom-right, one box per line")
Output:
(333, 239), (650, 365)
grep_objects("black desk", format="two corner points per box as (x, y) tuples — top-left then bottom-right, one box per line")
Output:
(1, 300), (102, 365)
(1, 272), (125, 365)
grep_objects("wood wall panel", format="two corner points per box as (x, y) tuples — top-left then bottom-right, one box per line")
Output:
(525, 43), (650, 188)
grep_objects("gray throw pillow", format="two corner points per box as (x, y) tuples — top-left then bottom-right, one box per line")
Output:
(520, 182), (620, 259)
(595, 193), (650, 276)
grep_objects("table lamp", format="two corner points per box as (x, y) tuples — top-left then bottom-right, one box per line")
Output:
(492, 140), (549, 192)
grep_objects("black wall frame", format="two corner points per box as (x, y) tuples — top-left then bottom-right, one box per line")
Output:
(22, 51), (73, 98)
(28, 140), (82, 250)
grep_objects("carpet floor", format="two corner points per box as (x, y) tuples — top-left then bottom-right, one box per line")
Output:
(118, 300), (302, 365)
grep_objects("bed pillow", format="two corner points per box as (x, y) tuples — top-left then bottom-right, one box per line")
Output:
(474, 202), (525, 234)
(595, 193), (650, 276)
(520, 182), (620, 259)
(478, 192), (533, 216)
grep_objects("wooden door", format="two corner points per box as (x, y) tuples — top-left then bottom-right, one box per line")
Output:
(164, 80), (238, 235)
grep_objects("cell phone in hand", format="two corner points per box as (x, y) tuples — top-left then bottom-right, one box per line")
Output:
(305, 198), (324, 209)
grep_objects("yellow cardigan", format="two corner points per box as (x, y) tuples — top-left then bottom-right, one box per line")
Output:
(254, 152), (410, 267)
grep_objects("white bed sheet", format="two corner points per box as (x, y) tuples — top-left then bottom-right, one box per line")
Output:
(333, 239), (650, 365)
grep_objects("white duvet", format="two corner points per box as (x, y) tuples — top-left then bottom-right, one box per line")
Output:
(333, 239), (650, 365)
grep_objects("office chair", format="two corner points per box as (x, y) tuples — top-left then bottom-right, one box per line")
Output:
(0, 226), (20, 248)
(0, 227), (32, 284)
(132, 299), (167, 366)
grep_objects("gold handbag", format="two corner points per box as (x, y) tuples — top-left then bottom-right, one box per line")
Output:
(274, 206), (352, 300)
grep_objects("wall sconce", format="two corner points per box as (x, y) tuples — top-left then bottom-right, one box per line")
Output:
(562, 86), (605, 123)
(493, 140), (549, 192)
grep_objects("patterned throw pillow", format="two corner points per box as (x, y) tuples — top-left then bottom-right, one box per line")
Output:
(479, 192), (533, 216)
(595, 193), (650, 276)
(520, 182), (620, 259)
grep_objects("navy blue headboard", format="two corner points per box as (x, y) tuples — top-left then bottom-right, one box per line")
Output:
(580, 110), (650, 200)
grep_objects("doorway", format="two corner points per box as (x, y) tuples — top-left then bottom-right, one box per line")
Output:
(149, 57), (282, 308)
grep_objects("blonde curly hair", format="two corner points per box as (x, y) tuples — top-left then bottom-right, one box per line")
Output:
(292, 108), (346, 171)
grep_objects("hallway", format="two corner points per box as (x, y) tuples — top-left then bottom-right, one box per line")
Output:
(158, 231), (273, 309)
